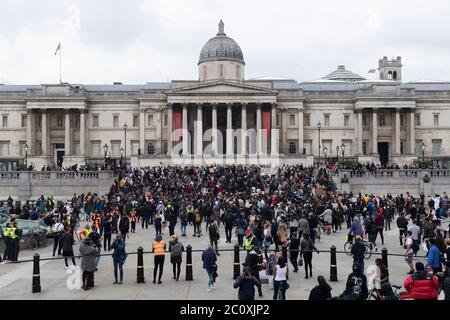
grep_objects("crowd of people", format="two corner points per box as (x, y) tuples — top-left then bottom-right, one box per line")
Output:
(1, 163), (450, 300)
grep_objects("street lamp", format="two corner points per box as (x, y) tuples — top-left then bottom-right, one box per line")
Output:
(317, 121), (322, 165)
(422, 142), (426, 164)
(120, 147), (124, 166)
(103, 143), (109, 166)
(341, 143), (345, 162)
(324, 146), (328, 165)
(24, 144), (29, 167)
(123, 123), (128, 161)
(336, 145), (339, 163)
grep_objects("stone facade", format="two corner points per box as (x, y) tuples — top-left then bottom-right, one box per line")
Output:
(1, 21), (450, 169)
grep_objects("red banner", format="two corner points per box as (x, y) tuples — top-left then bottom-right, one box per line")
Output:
(173, 111), (182, 141)
(262, 111), (271, 141)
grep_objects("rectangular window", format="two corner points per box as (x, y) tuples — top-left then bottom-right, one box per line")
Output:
(324, 114), (330, 127)
(113, 115), (119, 128)
(288, 141), (297, 154)
(1, 115), (7, 128)
(90, 141), (101, 156)
(57, 115), (63, 128)
(363, 115), (367, 126)
(74, 143), (80, 156)
(344, 115), (349, 127)
(148, 114), (154, 126)
(304, 140), (312, 155)
(415, 140), (423, 156)
(111, 140), (121, 156)
(163, 141), (168, 154)
(164, 114), (168, 126)
(133, 115), (139, 127)
(433, 114), (439, 127)
(92, 115), (99, 127)
(362, 141), (368, 155)
(400, 140), (405, 155)
(415, 114), (420, 127)
(323, 140), (332, 156)
(289, 114), (295, 126)
(304, 114), (310, 126)
(432, 140), (441, 156)
(0, 141), (10, 156)
(21, 115), (27, 128)
(379, 114), (385, 126)
(276, 115), (279, 126)
(131, 141), (139, 155)
(36, 143), (42, 156)
(400, 114), (405, 127)
(19, 141), (27, 157)
(147, 142), (155, 155)
(73, 117), (80, 130)
(342, 140), (352, 156)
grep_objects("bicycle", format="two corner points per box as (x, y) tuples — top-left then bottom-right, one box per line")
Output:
(313, 226), (321, 242)
(368, 282), (402, 300)
(27, 228), (48, 250)
(344, 236), (372, 259)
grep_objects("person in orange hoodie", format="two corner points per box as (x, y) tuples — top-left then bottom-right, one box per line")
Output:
(152, 235), (166, 284)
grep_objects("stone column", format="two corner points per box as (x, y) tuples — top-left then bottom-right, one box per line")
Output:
(357, 110), (363, 155)
(26, 110), (34, 155)
(139, 108), (145, 156)
(256, 103), (262, 155)
(410, 110), (415, 154)
(226, 103), (233, 156)
(196, 104), (203, 156)
(241, 103), (247, 156)
(41, 109), (48, 156)
(182, 103), (188, 156)
(271, 103), (278, 155)
(167, 104), (173, 155)
(298, 108), (304, 155)
(80, 110), (86, 156)
(65, 110), (71, 155)
(211, 103), (218, 155)
(395, 108), (401, 154)
(372, 108), (378, 154)
(156, 109), (162, 154)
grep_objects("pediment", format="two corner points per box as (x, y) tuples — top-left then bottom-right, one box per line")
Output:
(167, 81), (277, 96)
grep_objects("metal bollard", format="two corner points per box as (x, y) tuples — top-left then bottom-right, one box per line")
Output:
(185, 245), (193, 281)
(233, 244), (240, 279)
(381, 248), (388, 272)
(32, 253), (41, 293)
(282, 245), (288, 260)
(137, 246), (145, 283)
(330, 245), (337, 282)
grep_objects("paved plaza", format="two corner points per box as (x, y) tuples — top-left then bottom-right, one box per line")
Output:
(0, 219), (444, 300)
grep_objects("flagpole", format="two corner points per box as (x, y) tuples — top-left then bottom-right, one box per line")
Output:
(59, 43), (62, 84)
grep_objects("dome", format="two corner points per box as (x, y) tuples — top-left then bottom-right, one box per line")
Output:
(198, 20), (245, 65)
(322, 65), (366, 82)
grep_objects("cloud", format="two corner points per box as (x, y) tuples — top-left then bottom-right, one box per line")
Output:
(1, 0), (450, 84)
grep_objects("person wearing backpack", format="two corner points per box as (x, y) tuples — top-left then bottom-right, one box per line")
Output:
(209, 219), (220, 255)
(119, 214), (130, 241)
(111, 234), (127, 284)
(194, 209), (202, 237)
(179, 208), (188, 237)
(224, 210), (234, 243)
(169, 234), (184, 281)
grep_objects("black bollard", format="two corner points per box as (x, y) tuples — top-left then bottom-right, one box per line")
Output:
(282, 245), (288, 260)
(233, 244), (240, 279)
(32, 253), (41, 293)
(186, 245), (193, 281)
(330, 245), (337, 282)
(381, 248), (388, 272)
(137, 246), (145, 283)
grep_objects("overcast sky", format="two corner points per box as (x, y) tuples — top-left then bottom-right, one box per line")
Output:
(1, 0), (450, 84)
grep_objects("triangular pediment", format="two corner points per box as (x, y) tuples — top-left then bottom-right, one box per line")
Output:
(167, 80), (277, 95)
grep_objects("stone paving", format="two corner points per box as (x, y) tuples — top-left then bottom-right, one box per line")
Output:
(0, 219), (444, 300)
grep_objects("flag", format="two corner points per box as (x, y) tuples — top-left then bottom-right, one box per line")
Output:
(368, 69), (376, 73)
(54, 43), (61, 56)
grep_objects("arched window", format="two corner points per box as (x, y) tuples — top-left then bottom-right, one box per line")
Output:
(388, 71), (393, 80)
(393, 71), (397, 80)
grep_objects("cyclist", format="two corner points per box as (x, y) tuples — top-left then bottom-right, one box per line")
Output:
(402, 262), (439, 300)
(319, 206), (333, 234)
(351, 235), (366, 273)
(347, 217), (364, 242)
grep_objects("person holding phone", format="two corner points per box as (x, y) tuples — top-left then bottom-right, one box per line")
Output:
(233, 267), (261, 301)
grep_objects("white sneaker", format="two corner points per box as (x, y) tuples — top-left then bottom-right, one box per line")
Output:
(207, 287), (212, 292)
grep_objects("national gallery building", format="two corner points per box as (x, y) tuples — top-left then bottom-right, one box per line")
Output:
(1, 20), (450, 169)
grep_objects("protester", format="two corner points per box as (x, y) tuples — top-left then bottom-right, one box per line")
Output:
(152, 235), (166, 284)
(308, 275), (332, 300)
(61, 227), (76, 268)
(79, 237), (98, 290)
(403, 262), (439, 300)
(111, 234), (127, 284)
(202, 244), (217, 292)
(233, 267), (262, 301)
(169, 234), (184, 281)
(273, 256), (288, 300)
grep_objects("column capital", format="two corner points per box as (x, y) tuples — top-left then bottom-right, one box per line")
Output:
(372, 107), (379, 112)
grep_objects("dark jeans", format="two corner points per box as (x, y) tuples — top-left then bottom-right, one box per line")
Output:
(289, 250), (299, 271)
(172, 260), (181, 280)
(384, 218), (391, 231)
(131, 221), (136, 233)
(210, 238), (219, 253)
(153, 255), (165, 282)
(302, 252), (313, 277)
(64, 257), (76, 267)
(52, 237), (61, 256)
(225, 225), (232, 242)
(169, 224), (175, 237)
(237, 235), (244, 246)
(3, 238), (10, 260)
(250, 270), (263, 296)
(82, 270), (94, 288)
(194, 223), (201, 236)
(104, 233), (112, 251)
(273, 280), (287, 300)
(155, 226), (162, 237)
(10, 239), (20, 262)
(377, 228), (384, 245)
(113, 260), (124, 282)
(141, 217), (149, 229)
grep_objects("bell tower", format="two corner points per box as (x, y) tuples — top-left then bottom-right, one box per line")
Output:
(378, 56), (402, 81)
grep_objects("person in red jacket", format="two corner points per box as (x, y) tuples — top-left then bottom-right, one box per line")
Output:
(403, 262), (439, 300)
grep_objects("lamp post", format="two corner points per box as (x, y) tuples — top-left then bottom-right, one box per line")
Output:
(103, 143), (108, 167)
(123, 123), (128, 161)
(336, 145), (339, 164)
(341, 143), (345, 162)
(324, 146), (328, 165)
(24, 144), (29, 168)
(422, 142), (425, 165)
(317, 121), (322, 165)
(120, 147), (124, 166)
